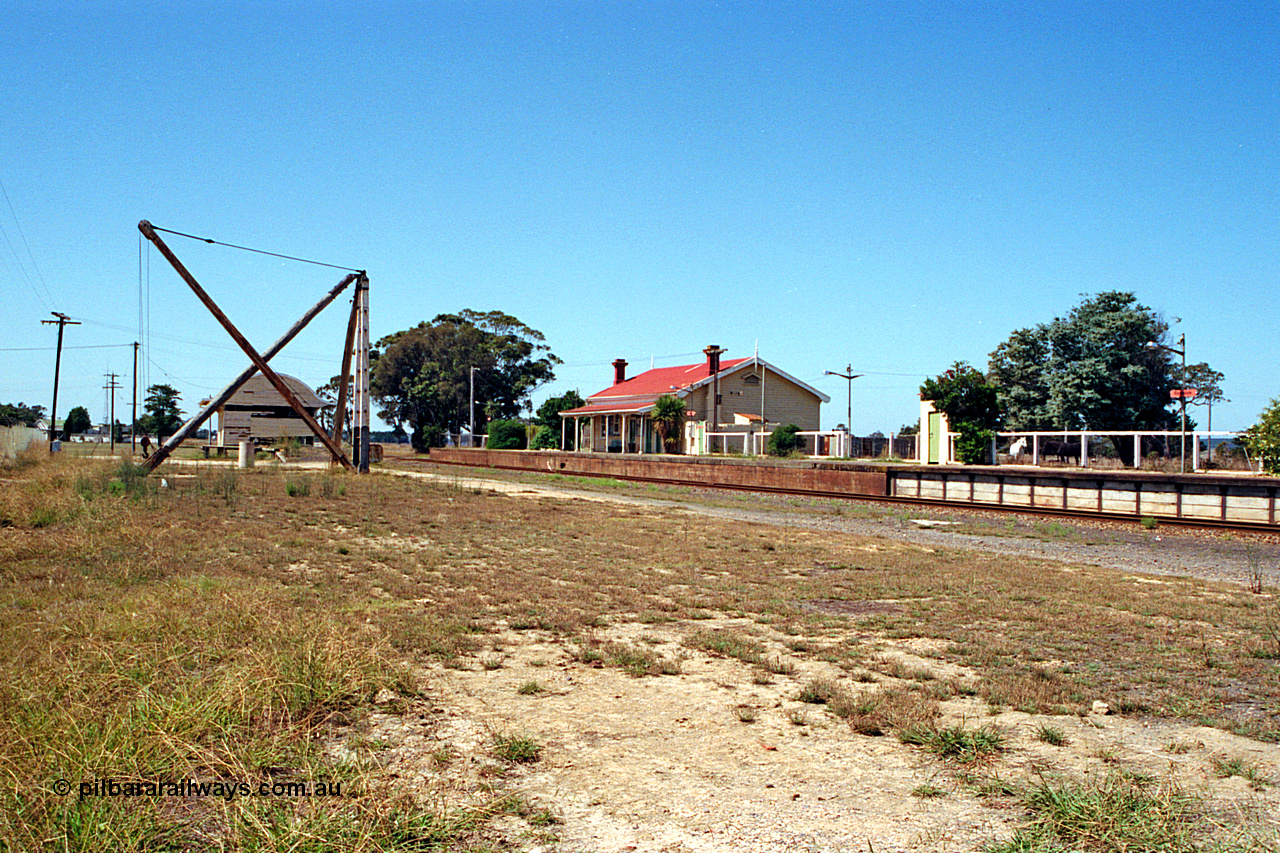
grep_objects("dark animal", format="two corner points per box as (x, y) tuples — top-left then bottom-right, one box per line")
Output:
(1042, 440), (1080, 463)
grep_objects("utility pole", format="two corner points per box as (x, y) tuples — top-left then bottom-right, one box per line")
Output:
(41, 312), (80, 448)
(131, 342), (139, 455)
(824, 365), (863, 457)
(352, 275), (370, 473)
(103, 372), (121, 453)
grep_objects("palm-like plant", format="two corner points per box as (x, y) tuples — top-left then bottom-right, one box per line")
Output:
(650, 395), (685, 454)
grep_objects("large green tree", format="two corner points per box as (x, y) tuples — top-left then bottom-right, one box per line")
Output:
(988, 293), (1226, 464)
(61, 406), (92, 439)
(534, 391), (584, 431)
(371, 310), (560, 451)
(920, 362), (1001, 464)
(138, 385), (184, 440)
(989, 292), (1182, 433)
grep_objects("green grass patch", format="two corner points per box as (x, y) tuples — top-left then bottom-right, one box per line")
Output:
(687, 628), (765, 664)
(985, 775), (1208, 853)
(492, 733), (543, 763)
(900, 722), (1005, 763)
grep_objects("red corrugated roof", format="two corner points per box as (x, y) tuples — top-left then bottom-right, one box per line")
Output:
(559, 401), (659, 417)
(589, 358), (750, 399)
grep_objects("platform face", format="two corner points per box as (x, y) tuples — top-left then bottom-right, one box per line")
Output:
(427, 448), (1278, 529)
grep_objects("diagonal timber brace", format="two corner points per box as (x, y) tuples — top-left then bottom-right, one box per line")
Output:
(138, 220), (359, 472)
(330, 284), (361, 451)
(141, 273), (356, 472)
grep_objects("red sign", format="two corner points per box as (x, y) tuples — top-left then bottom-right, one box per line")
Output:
(1170, 389), (1198, 400)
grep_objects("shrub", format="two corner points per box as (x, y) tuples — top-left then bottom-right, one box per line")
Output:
(767, 424), (803, 456)
(411, 423), (444, 452)
(954, 423), (995, 465)
(486, 419), (527, 450)
(530, 425), (558, 450)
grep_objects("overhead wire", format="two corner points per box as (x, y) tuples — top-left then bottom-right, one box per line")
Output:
(0, 343), (135, 352)
(146, 355), (220, 391)
(0, 177), (53, 310)
(149, 224), (363, 273)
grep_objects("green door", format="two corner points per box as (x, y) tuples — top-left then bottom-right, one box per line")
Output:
(928, 412), (942, 463)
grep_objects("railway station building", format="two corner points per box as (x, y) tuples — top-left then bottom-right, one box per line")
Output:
(559, 345), (828, 454)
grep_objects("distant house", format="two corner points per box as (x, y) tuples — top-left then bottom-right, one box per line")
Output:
(559, 345), (829, 454)
(200, 374), (330, 446)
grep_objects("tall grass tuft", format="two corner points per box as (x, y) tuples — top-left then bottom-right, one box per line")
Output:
(985, 774), (1204, 853)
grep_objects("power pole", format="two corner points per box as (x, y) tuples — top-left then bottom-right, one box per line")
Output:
(41, 312), (80, 448)
(131, 342), (139, 455)
(103, 372), (121, 453)
(352, 274), (370, 472)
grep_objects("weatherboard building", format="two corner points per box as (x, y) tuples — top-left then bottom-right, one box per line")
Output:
(559, 345), (828, 454)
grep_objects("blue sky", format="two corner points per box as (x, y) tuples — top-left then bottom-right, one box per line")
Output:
(3, 2), (1276, 436)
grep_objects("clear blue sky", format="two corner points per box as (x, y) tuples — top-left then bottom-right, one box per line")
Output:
(3, 2), (1276, 436)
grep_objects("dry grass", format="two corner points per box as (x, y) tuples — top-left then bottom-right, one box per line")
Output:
(4, 453), (1280, 849)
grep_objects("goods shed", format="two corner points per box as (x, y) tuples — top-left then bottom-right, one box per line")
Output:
(201, 374), (331, 446)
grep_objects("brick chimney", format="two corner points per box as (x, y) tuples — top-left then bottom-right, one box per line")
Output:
(703, 344), (723, 377)
(703, 345), (725, 432)
(612, 358), (628, 385)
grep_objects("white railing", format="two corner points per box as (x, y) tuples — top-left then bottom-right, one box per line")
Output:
(993, 430), (1249, 472)
(700, 429), (852, 458)
(445, 433), (488, 449)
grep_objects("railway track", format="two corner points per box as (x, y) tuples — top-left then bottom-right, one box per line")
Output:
(387, 454), (1280, 538)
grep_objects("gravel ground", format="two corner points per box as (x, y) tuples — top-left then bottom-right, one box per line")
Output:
(383, 465), (1280, 589)
(371, 464), (1280, 852)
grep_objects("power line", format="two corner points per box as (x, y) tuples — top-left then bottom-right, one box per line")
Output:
(144, 355), (220, 391)
(0, 178), (53, 310)
(0, 343), (134, 352)
(149, 224), (363, 273)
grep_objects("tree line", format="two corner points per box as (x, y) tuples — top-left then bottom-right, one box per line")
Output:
(9, 294), (1277, 470)
(0, 387), (185, 441)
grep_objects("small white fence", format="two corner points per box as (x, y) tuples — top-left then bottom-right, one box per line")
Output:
(699, 429), (843, 457)
(700, 430), (913, 459)
(992, 430), (1250, 472)
(444, 433), (488, 448)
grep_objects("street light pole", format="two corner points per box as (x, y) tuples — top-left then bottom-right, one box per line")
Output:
(1147, 334), (1188, 474)
(824, 365), (863, 457)
(1178, 335), (1187, 474)
(469, 366), (477, 446)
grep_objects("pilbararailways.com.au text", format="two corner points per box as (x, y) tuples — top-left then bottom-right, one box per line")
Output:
(61, 778), (344, 801)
